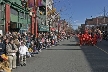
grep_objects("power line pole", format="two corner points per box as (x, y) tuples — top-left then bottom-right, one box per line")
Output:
(103, 7), (106, 24)
(104, 7), (106, 17)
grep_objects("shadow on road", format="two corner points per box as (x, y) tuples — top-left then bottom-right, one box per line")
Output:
(58, 44), (79, 46)
(75, 37), (108, 72)
(46, 48), (82, 51)
(70, 40), (76, 42)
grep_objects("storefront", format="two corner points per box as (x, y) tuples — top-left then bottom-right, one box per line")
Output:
(0, 0), (30, 34)
(0, 4), (4, 35)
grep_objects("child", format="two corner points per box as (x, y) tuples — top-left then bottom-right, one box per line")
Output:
(32, 45), (38, 54)
(28, 47), (34, 57)
(19, 42), (28, 66)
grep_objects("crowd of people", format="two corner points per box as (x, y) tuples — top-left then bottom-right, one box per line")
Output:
(0, 31), (71, 71)
(77, 28), (103, 46)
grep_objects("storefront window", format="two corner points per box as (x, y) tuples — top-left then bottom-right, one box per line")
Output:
(28, 15), (31, 23)
(0, 4), (4, 24)
(19, 12), (24, 18)
(19, 12), (21, 17)
(23, 12), (25, 18)
(25, 14), (28, 19)
(10, 8), (18, 15)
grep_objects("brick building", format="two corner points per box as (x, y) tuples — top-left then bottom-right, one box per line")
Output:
(85, 16), (108, 31)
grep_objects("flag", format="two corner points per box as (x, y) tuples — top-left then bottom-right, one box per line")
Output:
(28, 0), (35, 8)
(36, 0), (38, 7)
(36, 0), (42, 7)
(38, 0), (42, 6)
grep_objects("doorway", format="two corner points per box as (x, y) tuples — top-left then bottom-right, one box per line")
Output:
(9, 21), (20, 32)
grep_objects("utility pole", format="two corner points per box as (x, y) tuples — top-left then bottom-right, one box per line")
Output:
(104, 7), (106, 17)
(103, 7), (106, 24)
(103, 7), (106, 31)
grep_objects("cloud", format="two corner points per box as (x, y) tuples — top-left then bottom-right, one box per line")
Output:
(73, 22), (84, 25)
(72, 22), (84, 30)
(74, 20), (79, 23)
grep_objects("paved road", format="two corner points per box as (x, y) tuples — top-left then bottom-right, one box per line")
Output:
(13, 37), (108, 72)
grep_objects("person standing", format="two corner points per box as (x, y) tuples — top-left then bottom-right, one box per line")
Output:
(13, 36), (20, 66)
(92, 33), (98, 45)
(6, 39), (18, 70)
(0, 39), (5, 62)
(19, 42), (28, 66)
(78, 33), (83, 46)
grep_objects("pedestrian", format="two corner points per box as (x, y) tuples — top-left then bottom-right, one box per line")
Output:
(6, 39), (18, 70)
(78, 33), (83, 46)
(92, 33), (98, 45)
(13, 36), (20, 66)
(0, 39), (5, 62)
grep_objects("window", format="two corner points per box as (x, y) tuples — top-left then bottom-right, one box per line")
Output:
(10, 8), (18, 15)
(19, 12), (24, 18)
(0, 5), (2, 18)
(0, 4), (4, 24)
(25, 14), (28, 19)
(28, 15), (31, 23)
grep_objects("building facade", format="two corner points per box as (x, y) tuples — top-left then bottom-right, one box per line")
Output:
(85, 16), (108, 32)
(37, 0), (48, 32)
(46, 0), (61, 33)
(0, 0), (30, 34)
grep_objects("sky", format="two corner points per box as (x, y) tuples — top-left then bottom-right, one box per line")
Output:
(53, 0), (108, 29)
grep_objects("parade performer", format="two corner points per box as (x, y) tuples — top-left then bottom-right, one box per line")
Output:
(83, 30), (89, 45)
(82, 33), (85, 46)
(97, 29), (102, 42)
(77, 32), (82, 46)
(88, 33), (93, 45)
(92, 33), (98, 45)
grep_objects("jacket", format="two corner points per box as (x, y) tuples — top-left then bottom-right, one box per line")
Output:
(6, 43), (18, 56)
(0, 43), (5, 55)
(19, 45), (28, 55)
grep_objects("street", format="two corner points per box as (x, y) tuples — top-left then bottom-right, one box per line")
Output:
(13, 37), (108, 72)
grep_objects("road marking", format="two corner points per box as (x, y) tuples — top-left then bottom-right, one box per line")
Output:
(95, 45), (108, 54)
